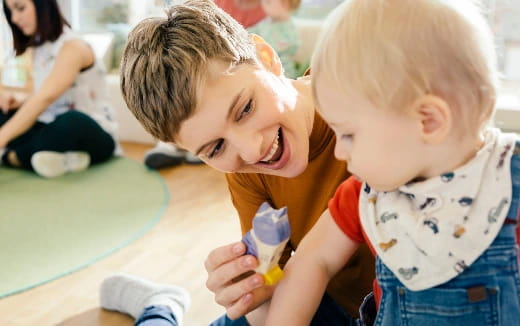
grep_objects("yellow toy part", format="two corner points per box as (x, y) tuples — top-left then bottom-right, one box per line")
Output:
(263, 265), (284, 285)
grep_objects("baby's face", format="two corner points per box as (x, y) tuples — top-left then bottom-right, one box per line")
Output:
(315, 78), (427, 192)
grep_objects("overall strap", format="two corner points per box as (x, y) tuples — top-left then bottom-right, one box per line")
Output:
(506, 141), (520, 247)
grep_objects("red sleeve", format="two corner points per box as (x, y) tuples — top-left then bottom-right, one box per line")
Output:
(328, 176), (365, 243)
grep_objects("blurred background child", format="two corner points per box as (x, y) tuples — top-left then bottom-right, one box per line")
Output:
(215, 0), (266, 28)
(248, 0), (301, 78)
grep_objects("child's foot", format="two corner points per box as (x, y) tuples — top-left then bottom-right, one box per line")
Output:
(31, 151), (90, 178)
(100, 273), (191, 323)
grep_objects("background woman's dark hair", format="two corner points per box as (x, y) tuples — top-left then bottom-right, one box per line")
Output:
(3, 0), (70, 55)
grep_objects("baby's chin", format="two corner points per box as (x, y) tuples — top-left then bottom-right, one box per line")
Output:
(362, 179), (401, 193)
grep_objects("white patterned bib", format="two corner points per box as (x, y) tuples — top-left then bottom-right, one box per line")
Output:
(360, 128), (518, 290)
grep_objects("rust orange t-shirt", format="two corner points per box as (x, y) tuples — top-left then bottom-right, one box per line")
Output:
(226, 113), (375, 317)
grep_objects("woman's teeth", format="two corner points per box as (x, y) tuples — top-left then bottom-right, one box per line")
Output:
(261, 132), (280, 163)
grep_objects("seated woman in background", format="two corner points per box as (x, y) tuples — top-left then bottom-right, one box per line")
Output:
(0, 0), (116, 178)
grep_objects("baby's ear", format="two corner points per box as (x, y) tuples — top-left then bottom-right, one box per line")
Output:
(411, 95), (452, 144)
(251, 34), (283, 76)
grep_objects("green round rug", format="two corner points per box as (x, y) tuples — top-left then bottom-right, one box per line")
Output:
(0, 157), (168, 299)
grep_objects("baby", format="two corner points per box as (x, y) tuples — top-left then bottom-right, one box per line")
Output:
(266, 0), (520, 325)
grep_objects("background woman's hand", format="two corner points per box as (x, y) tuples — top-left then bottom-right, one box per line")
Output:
(0, 91), (25, 113)
(0, 92), (18, 113)
(204, 241), (275, 320)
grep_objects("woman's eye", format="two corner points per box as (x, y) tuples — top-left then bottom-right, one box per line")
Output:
(208, 139), (225, 159)
(341, 134), (354, 141)
(237, 100), (253, 121)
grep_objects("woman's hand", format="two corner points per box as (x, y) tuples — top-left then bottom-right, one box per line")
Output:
(204, 241), (275, 320)
(0, 92), (22, 113)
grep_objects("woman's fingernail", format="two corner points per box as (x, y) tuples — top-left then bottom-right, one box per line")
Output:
(242, 256), (254, 267)
(233, 243), (243, 255)
(250, 276), (260, 286)
(242, 293), (252, 304)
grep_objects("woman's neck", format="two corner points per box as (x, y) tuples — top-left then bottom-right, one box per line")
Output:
(292, 76), (315, 136)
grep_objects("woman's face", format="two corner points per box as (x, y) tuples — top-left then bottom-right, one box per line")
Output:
(176, 59), (314, 178)
(5, 0), (37, 36)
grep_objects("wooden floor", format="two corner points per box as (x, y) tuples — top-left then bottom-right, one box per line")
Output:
(0, 142), (241, 326)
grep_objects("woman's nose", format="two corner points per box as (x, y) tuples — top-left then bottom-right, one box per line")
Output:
(231, 132), (263, 164)
(11, 12), (22, 25)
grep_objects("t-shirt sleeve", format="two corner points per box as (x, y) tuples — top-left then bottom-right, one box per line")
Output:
(328, 176), (364, 243)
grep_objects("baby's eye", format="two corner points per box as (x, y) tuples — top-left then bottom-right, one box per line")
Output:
(237, 100), (253, 121)
(208, 139), (225, 159)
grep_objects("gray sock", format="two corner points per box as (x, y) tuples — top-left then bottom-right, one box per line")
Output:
(100, 273), (191, 325)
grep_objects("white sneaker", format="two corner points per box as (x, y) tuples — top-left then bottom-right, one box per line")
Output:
(31, 151), (90, 178)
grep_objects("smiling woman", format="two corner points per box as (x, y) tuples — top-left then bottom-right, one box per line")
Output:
(109, 1), (374, 325)
(176, 58), (310, 177)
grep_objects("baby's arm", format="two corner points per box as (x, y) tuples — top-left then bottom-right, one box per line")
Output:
(265, 209), (359, 325)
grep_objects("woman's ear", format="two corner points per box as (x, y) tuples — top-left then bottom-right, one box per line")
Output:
(251, 34), (283, 76)
(411, 95), (452, 144)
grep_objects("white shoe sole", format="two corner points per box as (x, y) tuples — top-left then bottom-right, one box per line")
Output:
(31, 151), (90, 178)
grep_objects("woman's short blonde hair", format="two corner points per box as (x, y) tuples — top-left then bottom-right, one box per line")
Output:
(120, 0), (257, 142)
(312, 0), (498, 133)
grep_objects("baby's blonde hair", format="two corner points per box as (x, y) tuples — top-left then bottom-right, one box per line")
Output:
(312, 0), (498, 133)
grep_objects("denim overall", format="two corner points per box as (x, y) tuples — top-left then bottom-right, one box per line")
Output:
(370, 142), (520, 326)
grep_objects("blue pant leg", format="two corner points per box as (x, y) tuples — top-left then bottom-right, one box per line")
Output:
(310, 292), (358, 326)
(135, 306), (178, 326)
(209, 315), (249, 326)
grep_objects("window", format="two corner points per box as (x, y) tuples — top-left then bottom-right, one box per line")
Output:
(484, 0), (520, 82)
